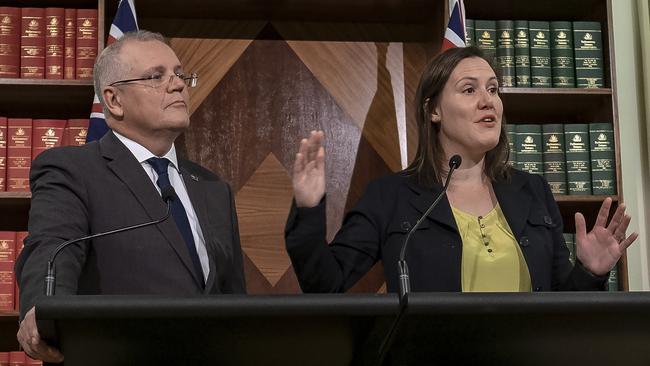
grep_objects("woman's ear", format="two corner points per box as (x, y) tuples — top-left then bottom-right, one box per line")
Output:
(430, 109), (441, 123)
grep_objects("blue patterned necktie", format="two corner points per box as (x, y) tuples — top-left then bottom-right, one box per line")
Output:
(147, 157), (205, 287)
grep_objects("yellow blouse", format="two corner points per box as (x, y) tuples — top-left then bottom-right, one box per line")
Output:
(451, 204), (532, 292)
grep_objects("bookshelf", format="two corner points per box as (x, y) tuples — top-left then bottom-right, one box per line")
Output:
(0, 0), (628, 352)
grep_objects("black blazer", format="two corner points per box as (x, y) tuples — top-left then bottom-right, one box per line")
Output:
(16, 131), (246, 318)
(285, 169), (606, 293)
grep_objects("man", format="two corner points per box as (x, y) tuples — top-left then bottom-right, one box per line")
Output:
(15, 30), (246, 362)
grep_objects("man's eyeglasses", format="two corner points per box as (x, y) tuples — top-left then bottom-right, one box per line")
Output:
(109, 72), (198, 89)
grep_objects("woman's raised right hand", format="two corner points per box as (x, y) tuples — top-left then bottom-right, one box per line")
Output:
(292, 130), (325, 208)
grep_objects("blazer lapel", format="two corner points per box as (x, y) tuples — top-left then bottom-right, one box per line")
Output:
(99, 132), (202, 288)
(179, 163), (218, 293)
(493, 172), (531, 240)
(406, 179), (458, 232)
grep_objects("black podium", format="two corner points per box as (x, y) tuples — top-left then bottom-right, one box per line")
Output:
(36, 292), (650, 366)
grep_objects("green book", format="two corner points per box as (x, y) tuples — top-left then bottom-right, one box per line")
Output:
(565, 124), (592, 195)
(475, 20), (497, 64)
(466, 19), (475, 47)
(496, 20), (515, 87)
(608, 266), (619, 292)
(514, 20), (531, 87)
(573, 21), (605, 88)
(506, 124), (517, 167)
(589, 123), (617, 195)
(515, 124), (543, 175)
(550, 21), (575, 87)
(529, 21), (552, 88)
(563, 233), (576, 265)
(542, 124), (567, 194)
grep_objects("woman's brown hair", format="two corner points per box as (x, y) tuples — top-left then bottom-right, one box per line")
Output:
(404, 46), (510, 188)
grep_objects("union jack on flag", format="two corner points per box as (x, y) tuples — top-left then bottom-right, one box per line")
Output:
(86, 0), (139, 143)
(441, 0), (466, 51)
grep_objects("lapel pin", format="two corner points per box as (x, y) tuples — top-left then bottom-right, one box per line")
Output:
(190, 174), (199, 181)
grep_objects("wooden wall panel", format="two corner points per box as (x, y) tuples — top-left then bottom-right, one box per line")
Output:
(172, 23), (438, 294)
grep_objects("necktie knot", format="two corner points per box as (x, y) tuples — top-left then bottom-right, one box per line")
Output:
(147, 157), (170, 177)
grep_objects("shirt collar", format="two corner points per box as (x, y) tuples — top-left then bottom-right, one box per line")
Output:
(113, 130), (179, 171)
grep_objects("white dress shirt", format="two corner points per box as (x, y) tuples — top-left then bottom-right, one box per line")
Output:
(113, 131), (210, 281)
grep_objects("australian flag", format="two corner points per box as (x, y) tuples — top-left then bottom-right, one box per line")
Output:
(86, 0), (139, 142)
(442, 0), (466, 51)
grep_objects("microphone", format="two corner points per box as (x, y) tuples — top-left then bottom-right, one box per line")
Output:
(398, 154), (461, 303)
(375, 155), (462, 366)
(44, 186), (177, 296)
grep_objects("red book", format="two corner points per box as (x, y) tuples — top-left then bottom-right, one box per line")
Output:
(0, 116), (6, 191)
(63, 9), (76, 80)
(24, 354), (42, 365)
(0, 232), (15, 312)
(8, 352), (24, 366)
(31, 119), (66, 159)
(75, 9), (97, 80)
(64, 118), (89, 146)
(45, 8), (64, 79)
(14, 231), (27, 313)
(6, 118), (31, 192)
(0, 7), (21, 78)
(0, 352), (8, 366)
(20, 8), (45, 79)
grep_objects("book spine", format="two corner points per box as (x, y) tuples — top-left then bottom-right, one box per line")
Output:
(562, 233), (576, 265)
(475, 20), (497, 64)
(0, 232), (14, 312)
(607, 266), (618, 291)
(6, 118), (32, 192)
(64, 8), (76, 80)
(573, 21), (605, 88)
(506, 123), (517, 167)
(542, 123), (567, 194)
(550, 21), (575, 87)
(75, 9), (98, 80)
(589, 122), (616, 195)
(465, 19), (475, 47)
(496, 20), (515, 87)
(45, 8), (65, 79)
(529, 21), (551, 88)
(515, 124), (543, 175)
(0, 116), (6, 191)
(32, 119), (66, 159)
(65, 118), (89, 146)
(14, 231), (27, 313)
(8, 351), (24, 366)
(20, 8), (45, 79)
(0, 7), (21, 78)
(565, 124), (592, 195)
(514, 20), (531, 87)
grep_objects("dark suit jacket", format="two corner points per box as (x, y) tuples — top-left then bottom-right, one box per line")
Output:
(16, 131), (246, 318)
(285, 169), (607, 293)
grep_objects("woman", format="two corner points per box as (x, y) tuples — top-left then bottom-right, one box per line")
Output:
(285, 46), (637, 293)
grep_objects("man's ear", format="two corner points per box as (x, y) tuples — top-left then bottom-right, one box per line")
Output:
(103, 87), (124, 120)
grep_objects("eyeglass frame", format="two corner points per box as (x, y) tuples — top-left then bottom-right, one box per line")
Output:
(108, 72), (199, 88)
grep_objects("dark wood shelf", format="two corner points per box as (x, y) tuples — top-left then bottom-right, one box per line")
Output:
(0, 313), (19, 352)
(0, 80), (94, 119)
(108, 0), (441, 23)
(500, 89), (613, 124)
(0, 0), (96, 7)
(0, 193), (30, 231)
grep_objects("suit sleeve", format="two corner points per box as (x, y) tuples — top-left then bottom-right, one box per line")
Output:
(537, 174), (607, 290)
(285, 181), (384, 293)
(15, 149), (90, 319)
(223, 183), (246, 294)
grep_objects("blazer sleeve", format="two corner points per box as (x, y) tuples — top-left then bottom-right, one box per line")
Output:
(222, 183), (246, 294)
(15, 149), (90, 319)
(537, 174), (608, 290)
(285, 181), (386, 293)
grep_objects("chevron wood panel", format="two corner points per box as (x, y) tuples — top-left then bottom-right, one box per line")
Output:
(284, 39), (405, 172)
(169, 38), (255, 115)
(235, 153), (294, 286)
